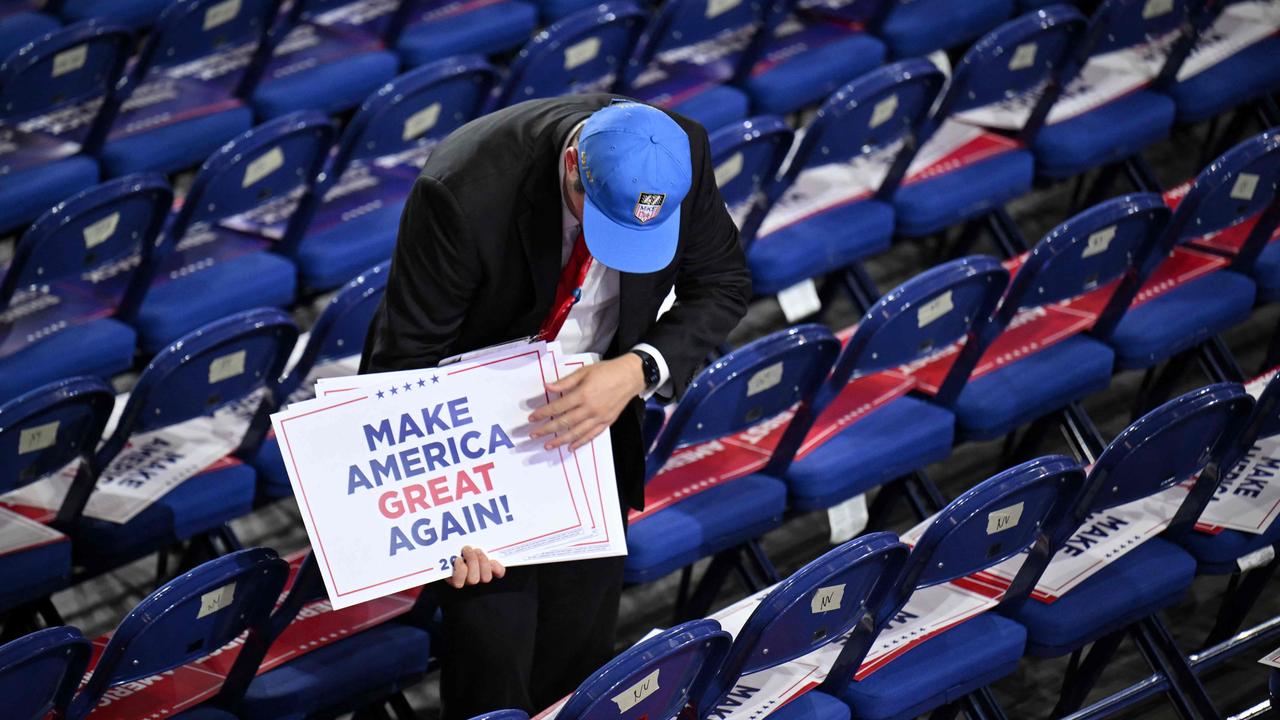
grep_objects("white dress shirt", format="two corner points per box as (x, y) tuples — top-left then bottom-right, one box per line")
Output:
(555, 122), (672, 400)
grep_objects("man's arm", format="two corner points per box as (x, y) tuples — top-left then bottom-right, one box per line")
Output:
(639, 126), (752, 397)
(361, 175), (480, 373)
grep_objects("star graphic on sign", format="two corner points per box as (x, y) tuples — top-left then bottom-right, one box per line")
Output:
(403, 382), (412, 392)
(376, 390), (384, 399)
(389, 386), (398, 395)
(431, 375), (439, 384)
(417, 378), (426, 388)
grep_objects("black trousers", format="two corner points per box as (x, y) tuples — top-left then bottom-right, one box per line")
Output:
(435, 553), (626, 719)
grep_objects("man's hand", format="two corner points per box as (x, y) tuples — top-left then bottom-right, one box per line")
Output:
(529, 354), (646, 451)
(445, 546), (506, 589)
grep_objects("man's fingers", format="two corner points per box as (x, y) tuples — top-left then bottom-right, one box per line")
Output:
(546, 366), (588, 394)
(529, 389), (584, 423)
(491, 559), (506, 579)
(569, 423), (607, 451)
(476, 549), (493, 583)
(447, 554), (468, 589)
(463, 546), (481, 585)
(544, 416), (601, 449)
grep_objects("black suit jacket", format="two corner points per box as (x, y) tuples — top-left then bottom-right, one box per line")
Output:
(360, 94), (751, 511)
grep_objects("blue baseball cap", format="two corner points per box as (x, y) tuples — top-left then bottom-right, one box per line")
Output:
(577, 102), (691, 273)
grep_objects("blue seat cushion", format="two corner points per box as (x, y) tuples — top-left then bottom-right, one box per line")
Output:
(252, 50), (401, 120)
(1174, 523), (1280, 576)
(239, 623), (431, 720)
(744, 33), (886, 116)
(100, 106), (254, 178)
(252, 436), (292, 498)
(1009, 537), (1196, 657)
(1103, 269), (1255, 370)
(1248, 240), (1280, 304)
(59, 0), (172, 29)
(954, 334), (1115, 441)
(0, 318), (136, 404)
(0, 155), (98, 235)
(878, 0), (1013, 57)
(133, 251), (297, 354)
(748, 199), (894, 295)
(0, 11), (60, 59)
(772, 690), (850, 720)
(1171, 37), (1280, 124)
(837, 612), (1026, 720)
(0, 534), (70, 613)
(625, 473), (787, 583)
(892, 148), (1034, 237)
(1033, 90), (1175, 179)
(73, 463), (256, 573)
(293, 203), (402, 291)
(669, 84), (750, 134)
(533, 0), (600, 21)
(783, 396), (954, 512)
(396, 1), (538, 66)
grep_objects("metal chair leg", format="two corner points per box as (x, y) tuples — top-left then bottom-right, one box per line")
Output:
(1051, 631), (1125, 718)
(1131, 616), (1219, 720)
(1205, 551), (1280, 647)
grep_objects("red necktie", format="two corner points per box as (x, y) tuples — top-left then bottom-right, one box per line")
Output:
(538, 230), (594, 341)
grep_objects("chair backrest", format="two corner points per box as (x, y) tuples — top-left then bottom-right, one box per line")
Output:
(93, 308), (298, 469)
(558, 619), (733, 720)
(745, 59), (946, 243)
(165, 111), (335, 257)
(277, 261), (388, 398)
(623, 0), (769, 92)
(490, 3), (646, 111)
(932, 4), (1088, 141)
(1, 174), (171, 316)
(786, 0), (889, 27)
(0, 626), (91, 720)
(467, 712), (531, 720)
(67, 548), (290, 719)
(129, 0), (282, 96)
(0, 21), (132, 153)
(998, 193), (1170, 337)
(708, 115), (792, 230)
(1082, 0), (1189, 57)
(0, 376), (113, 496)
(697, 531), (909, 717)
(1164, 128), (1280, 274)
(328, 56), (497, 183)
(646, 323), (840, 479)
(1079, 382), (1253, 538)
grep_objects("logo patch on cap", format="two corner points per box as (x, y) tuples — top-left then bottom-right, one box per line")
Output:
(634, 193), (666, 223)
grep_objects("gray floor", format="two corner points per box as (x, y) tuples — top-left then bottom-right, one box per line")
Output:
(50, 120), (1280, 718)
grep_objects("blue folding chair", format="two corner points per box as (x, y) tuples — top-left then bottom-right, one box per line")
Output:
(946, 194), (1169, 445)
(875, 0), (1013, 57)
(395, 0), (539, 68)
(250, 261), (389, 498)
(97, 0), (282, 178)
(469, 712), (531, 720)
(58, 0), (173, 29)
(266, 59), (493, 291)
(0, 174), (171, 402)
(0, 626), (91, 720)
(1032, 0), (1188, 181)
(822, 455), (1087, 720)
(1006, 383), (1254, 718)
(226, 550), (433, 719)
(736, 0), (886, 115)
(0, 21), (131, 234)
(630, 324), (841, 619)
(620, 0), (765, 130)
(487, 2), (645, 111)
(762, 256), (1007, 514)
(1220, 129), (1280, 304)
(1092, 130), (1274, 377)
(1166, 0), (1280, 125)
(558, 619), (732, 720)
(891, 5), (1087, 240)
(0, 377), (113, 624)
(708, 115), (792, 231)
(66, 548), (290, 720)
(71, 309), (297, 577)
(252, 0), (409, 119)
(0, 2), (59, 59)
(1173, 370), (1280, 645)
(742, 59), (944, 298)
(122, 112), (332, 353)
(697, 532), (909, 720)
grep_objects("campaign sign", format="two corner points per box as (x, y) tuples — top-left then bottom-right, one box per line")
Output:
(754, 141), (900, 239)
(0, 124), (82, 175)
(1194, 369), (1280, 535)
(270, 346), (588, 608)
(0, 506), (66, 558)
(902, 119), (1023, 187)
(630, 23), (758, 109)
(1044, 31), (1178, 125)
(1262, 646), (1280, 670)
(1177, 0), (1280, 82)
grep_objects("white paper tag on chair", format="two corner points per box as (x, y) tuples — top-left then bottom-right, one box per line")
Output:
(1236, 544), (1275, 572)
(777, 279), (822, 323)
(828, 493), (868, 544)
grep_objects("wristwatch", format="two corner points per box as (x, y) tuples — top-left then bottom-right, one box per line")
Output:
(630, 349), (661, 392)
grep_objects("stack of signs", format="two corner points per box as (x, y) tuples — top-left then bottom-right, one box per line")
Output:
(270, 340), (627, 609)
(1193, 369), (1280, 542)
